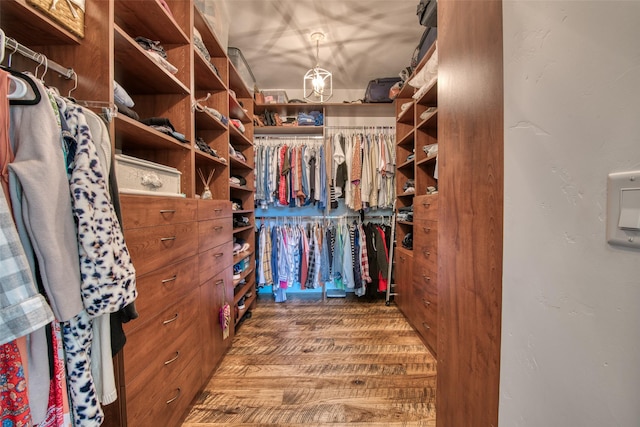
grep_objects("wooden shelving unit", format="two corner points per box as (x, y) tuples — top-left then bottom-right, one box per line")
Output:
(2, 1), (256, 425)
(393, 41), (439, 357)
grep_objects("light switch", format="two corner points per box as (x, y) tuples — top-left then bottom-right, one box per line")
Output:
(618, 188), (640, 230)
(607, 170), (640, 249)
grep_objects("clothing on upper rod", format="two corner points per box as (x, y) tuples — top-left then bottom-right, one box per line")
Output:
(254, 137), (328, 210)
(329, 127), (396, 211)
(1, 71), (137, 425)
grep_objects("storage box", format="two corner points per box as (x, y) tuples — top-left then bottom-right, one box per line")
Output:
(228, 47), (256, 94)
(262, 90), (289, 104)
(115, 154), (184, 197)
(195, 0), (229, 49)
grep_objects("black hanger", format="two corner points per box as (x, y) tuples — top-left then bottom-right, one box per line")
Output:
(1, 65), (41, 105)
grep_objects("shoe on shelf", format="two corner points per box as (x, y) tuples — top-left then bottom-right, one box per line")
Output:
(237, 297), (245, 310)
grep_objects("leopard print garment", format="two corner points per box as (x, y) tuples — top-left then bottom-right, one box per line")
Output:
(62, 100), (137, 317)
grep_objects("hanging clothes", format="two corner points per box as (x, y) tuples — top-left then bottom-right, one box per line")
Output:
(254, 138), (328, 210)
(329, 129), (396, 212)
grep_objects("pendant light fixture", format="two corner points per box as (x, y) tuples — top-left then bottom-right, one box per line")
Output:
(303, 31), (333, 103)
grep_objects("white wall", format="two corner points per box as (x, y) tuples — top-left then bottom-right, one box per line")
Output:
(501, 2), (640, 426)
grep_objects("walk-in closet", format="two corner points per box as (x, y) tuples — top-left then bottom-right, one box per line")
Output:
(1, 0), (509, 426)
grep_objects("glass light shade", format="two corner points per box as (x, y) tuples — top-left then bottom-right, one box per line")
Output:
(303, 66), (332, 103)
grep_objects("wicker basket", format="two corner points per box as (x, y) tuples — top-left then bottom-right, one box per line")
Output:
(27, 0), (85, 38)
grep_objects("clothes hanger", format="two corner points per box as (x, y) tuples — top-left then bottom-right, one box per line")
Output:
(7, 73), (28, 99)
(1, 65), (41, 105)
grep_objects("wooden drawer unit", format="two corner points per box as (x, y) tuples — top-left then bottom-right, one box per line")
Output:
(126, 350), (203, 427)
(124, 222), (198, 276)
(198, 241), (233, 285)
(120, 195), (198, 229)
(126, 256), (199, 334)
(198, 217), (233, 253)
(197, 199), (232, 220)
(414, 194), (439, 221)
(123, 288), (201, 384)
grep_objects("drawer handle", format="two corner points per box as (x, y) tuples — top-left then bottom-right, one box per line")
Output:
(400, 256), (406, 262)
(161, 275), (177, 284)
(166, 388), (181, 404)
(213, 226), (223, 231)
(423, 227), (431, 233)
(422, 202), (431, 208)
(160, 236), (176, 242)
(214, 253), (224, 258)
(214, 208), (223, 212)
(423, 298), (431, 306)
(423, 274), (431, 282)
(423, 250), (431, 257)
(164, 351), (180, 365)
(159, 209), (176, 214)
(215, 279), (224, 286)
(422, 322), (431, 330)
(163, 313), (179, 325)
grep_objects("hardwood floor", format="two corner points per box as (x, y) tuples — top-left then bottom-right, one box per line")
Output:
(181, 294), (436, 426)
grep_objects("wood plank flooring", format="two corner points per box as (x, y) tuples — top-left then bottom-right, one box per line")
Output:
(182, 294), (436, 427)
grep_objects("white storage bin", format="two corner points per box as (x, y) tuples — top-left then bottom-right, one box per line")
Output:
(115, 154), (184, 197)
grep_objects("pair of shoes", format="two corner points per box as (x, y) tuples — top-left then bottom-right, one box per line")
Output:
(237, 297), (245, 310)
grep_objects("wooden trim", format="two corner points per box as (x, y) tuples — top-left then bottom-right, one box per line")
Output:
(436, 0), (504, 426)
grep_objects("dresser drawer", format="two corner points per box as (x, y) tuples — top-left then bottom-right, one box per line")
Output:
(126, 256), (199, 334)
(198, 199), (232, 220)
(414, 194), (438, 221)
(413, 279), (437, 322)
(414, 219), (438, 242)
(124, 222), (198, 276)
(414, 247), (437, 279)
(198, 217), (233, 253)
(415, 264), (437, 293)
(198, 241), (233, 285)
(123, 288), (200, 383)
(120, 195), (197, 229)
(126, 350), (202, 427)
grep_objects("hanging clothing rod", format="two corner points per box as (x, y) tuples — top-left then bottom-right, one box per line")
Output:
(324, 125), (395, 129)
(2, 35), (75, 79)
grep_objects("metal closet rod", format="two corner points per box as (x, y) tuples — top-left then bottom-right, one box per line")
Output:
(2, 35), (75, 79)
(324, 125), (395, 129)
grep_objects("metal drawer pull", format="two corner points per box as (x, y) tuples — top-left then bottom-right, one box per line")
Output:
(423, 227), (431, 233)
(159, 209), (176, 214)
(423, 298), (431, 306)
(163, 313), (179, 325)
(214, 253), (224, 258)
(215, 279), (224, 286)
(164, 351), (180, 365)
(214, 208), (223, 212)
(161, 275), (177, 284)
(400, 256), (406, 262)
(423, 202), (431, 208)
(160, 236), (176, 242)
(422, 322), (431, 330)
(166, 388), (181, 404)
(423, 274), (431, 282)
(423, 251), (431, 257)
(213, 226), (223, 231)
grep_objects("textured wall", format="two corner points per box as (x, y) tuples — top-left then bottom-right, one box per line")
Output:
(501, 2), (640, 426)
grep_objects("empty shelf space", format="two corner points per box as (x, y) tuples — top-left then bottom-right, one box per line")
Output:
(115, 0), (189, 44)
(194, 50), (226, 91)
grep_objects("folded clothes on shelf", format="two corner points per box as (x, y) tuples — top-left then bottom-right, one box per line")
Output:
(141, 117), (189, 143)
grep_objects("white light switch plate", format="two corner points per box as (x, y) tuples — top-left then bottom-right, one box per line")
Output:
(607, 170), (640, 249)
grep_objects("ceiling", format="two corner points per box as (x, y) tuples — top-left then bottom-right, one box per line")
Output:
(225, 0), (425, 94)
